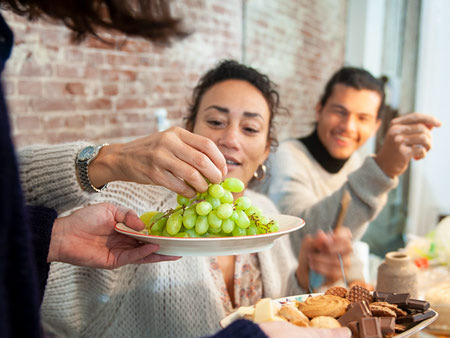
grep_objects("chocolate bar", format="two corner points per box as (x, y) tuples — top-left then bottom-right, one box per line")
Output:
(372, 291), (392, 302)
(347, 321), (359, 337)
(338, 301), (372, 327)
(385, 293), (410, 307)
(379, 317), (395, 334)
(406, 298), (430, 311)
(359, 317), (382, 338)
(396, 310), (434, 323)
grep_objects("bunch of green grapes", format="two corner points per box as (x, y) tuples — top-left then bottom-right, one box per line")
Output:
(140, 177), (279, 238)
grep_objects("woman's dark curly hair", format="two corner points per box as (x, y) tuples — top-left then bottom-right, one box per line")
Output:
(0, 0), (187, 43)
(186, 59), (289, 150)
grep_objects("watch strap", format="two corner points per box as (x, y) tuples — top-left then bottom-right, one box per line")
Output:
(77, 144), (109, 193)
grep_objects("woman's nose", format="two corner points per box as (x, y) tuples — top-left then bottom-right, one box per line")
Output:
(218, 127), (240, 149)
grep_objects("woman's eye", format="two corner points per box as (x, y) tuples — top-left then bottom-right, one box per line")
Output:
(207, 120), (224, 127)
(244, 127), (259, 134)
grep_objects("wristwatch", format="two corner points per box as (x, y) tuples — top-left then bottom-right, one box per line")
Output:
(76, 144), (109, 193)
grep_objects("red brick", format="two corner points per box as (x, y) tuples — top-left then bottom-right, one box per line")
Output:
(7, 99), (29, 114)
(65, 115), (85, 128)
(101, 69), (137, 82)
(65, 82), (86, 95)
(103, 84), (119, 96)
(79, 98), (112, 110)
(18, 80), (43, 96)
(31, 98), (76, 112)
(15, 115), (41, 130)
(116, 98), (147, 110)
(56, 65), (84, 78)
(44, 116), (65, 129)
(20, 61), (53, 77)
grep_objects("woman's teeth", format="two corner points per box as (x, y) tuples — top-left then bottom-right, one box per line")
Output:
(226, 159), (239, 165)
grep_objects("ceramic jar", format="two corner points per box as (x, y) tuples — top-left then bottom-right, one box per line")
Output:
(376, 251), (419, 298)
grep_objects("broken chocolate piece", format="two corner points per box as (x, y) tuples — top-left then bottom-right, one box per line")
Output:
(359, 317), (382, 338)
(372, 291), (391, 302)
(379, 317), (395, 334)
(396, 310), (435, 323)
(338, 301), (372, 327)
(406, 298), (430, 311)
(347, 321), (359, 338)
(385, 293), (410, 307)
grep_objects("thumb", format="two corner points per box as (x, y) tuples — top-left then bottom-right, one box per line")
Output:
(115, 206), (146, 232)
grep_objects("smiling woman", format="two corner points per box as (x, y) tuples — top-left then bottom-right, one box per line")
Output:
(39, 60), (307, 338)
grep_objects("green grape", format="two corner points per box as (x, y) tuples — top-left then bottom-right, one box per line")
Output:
(268, 220), (279, 233)
(222, 218), (235, 233)
(205, 194), (221, 209)
(208, 184), (225, 199)
(208, 226), (222, 234)
(195, 215), (209, 235)
(235, 210), (250, 229)
(259, 216), (270, 225)
(216, 203), (233, 219)
(208, 210), (222, 229)
(234, 196), (252, 210)
(166, 212), (183, 235)
(140, 211), (159, 227)
(174, 232), (189, 238)
(150, 229), (162, 236)
(232, 226), (246, 237)
(222, 177), (244, 193)
(177, 194), (190, 206)
(148, 212), (167, 233)
(230, 211), (238, 222)
(186, 229), (200, 238)
(246, 225), (258, 236)
(219, 190), (234, 204)
(161, 228), (171, 237)
(196, 201), (212, 216)
(182, 207), (197, 229)
(246, 205), (262, 218)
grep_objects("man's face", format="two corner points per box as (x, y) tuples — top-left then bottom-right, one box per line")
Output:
(315, 84), (382, 159)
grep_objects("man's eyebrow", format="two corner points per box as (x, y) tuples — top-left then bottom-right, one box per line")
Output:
(330, 103), (349, 111)
(206, 105), (265, 121)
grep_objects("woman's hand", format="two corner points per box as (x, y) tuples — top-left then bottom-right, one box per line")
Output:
(89, 126), (227, 197)
(296, 228), (353, 290)
(47, 202), (180, 269)
(259, 321), (351, 338)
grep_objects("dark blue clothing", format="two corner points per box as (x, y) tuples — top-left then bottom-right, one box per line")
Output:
(208, 320), (267, 338)
(0, 14), (57, 338)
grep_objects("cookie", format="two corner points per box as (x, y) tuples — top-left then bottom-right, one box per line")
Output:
(371, 301), (407, 317)
(369, 304), (397, 318)
(325, 286), (348, 298)
(279, 304), (310, 324)
(297, 295), (350, 318)
(310, 316), (341, 329)
(346, 284), (373, 303)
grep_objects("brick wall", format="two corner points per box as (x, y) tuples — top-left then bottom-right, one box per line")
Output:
(3, 0), (346, 148)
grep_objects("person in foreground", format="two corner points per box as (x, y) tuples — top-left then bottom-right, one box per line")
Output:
(0, 1), (243, 337)
(256, 67), (441, 291)
(38, 60), (345, 338)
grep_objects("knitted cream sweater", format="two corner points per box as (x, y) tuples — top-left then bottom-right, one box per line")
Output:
(257, 139), (398, 241)
(17, 143), (304, 338)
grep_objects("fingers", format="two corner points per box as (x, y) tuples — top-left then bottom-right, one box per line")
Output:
(133, 252), (181, 264)
(391, 112), (442, 129)
(177, 128), (227, 180)
(115, 243), (160, 268)
(115, 205), (146, 232)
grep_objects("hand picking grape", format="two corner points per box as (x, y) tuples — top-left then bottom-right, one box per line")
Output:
(140, 178), (279, 237)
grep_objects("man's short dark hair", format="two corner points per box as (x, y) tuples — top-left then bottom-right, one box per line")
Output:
(319, 67), (386, 119)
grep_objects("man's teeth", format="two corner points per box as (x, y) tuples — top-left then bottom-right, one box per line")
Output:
(226, 159), (239, 165)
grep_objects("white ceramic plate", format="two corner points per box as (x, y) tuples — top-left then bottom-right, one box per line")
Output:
(220, 293), (438, 337)
(114, 214), (305, 256)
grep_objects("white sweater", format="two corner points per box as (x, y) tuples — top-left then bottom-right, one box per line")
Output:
(17, 143), (304, 338)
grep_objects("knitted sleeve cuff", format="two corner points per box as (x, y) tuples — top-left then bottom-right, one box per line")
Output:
(18, 141), (93, 213)
(208, 320), (267, 338)
(26, 205), (57, 304)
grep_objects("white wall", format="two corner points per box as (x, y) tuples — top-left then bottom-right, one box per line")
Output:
(407, 0), (450, 235)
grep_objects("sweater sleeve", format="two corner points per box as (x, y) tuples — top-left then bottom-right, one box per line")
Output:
(208, 320), (267, 338)
(266, 142), (398, 240)
(17, 142), (97, 214)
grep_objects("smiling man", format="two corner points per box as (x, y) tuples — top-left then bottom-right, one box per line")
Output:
(257, 67), (441, 290)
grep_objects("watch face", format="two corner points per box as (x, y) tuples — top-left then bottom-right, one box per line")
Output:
(79, 146), (95, 161)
